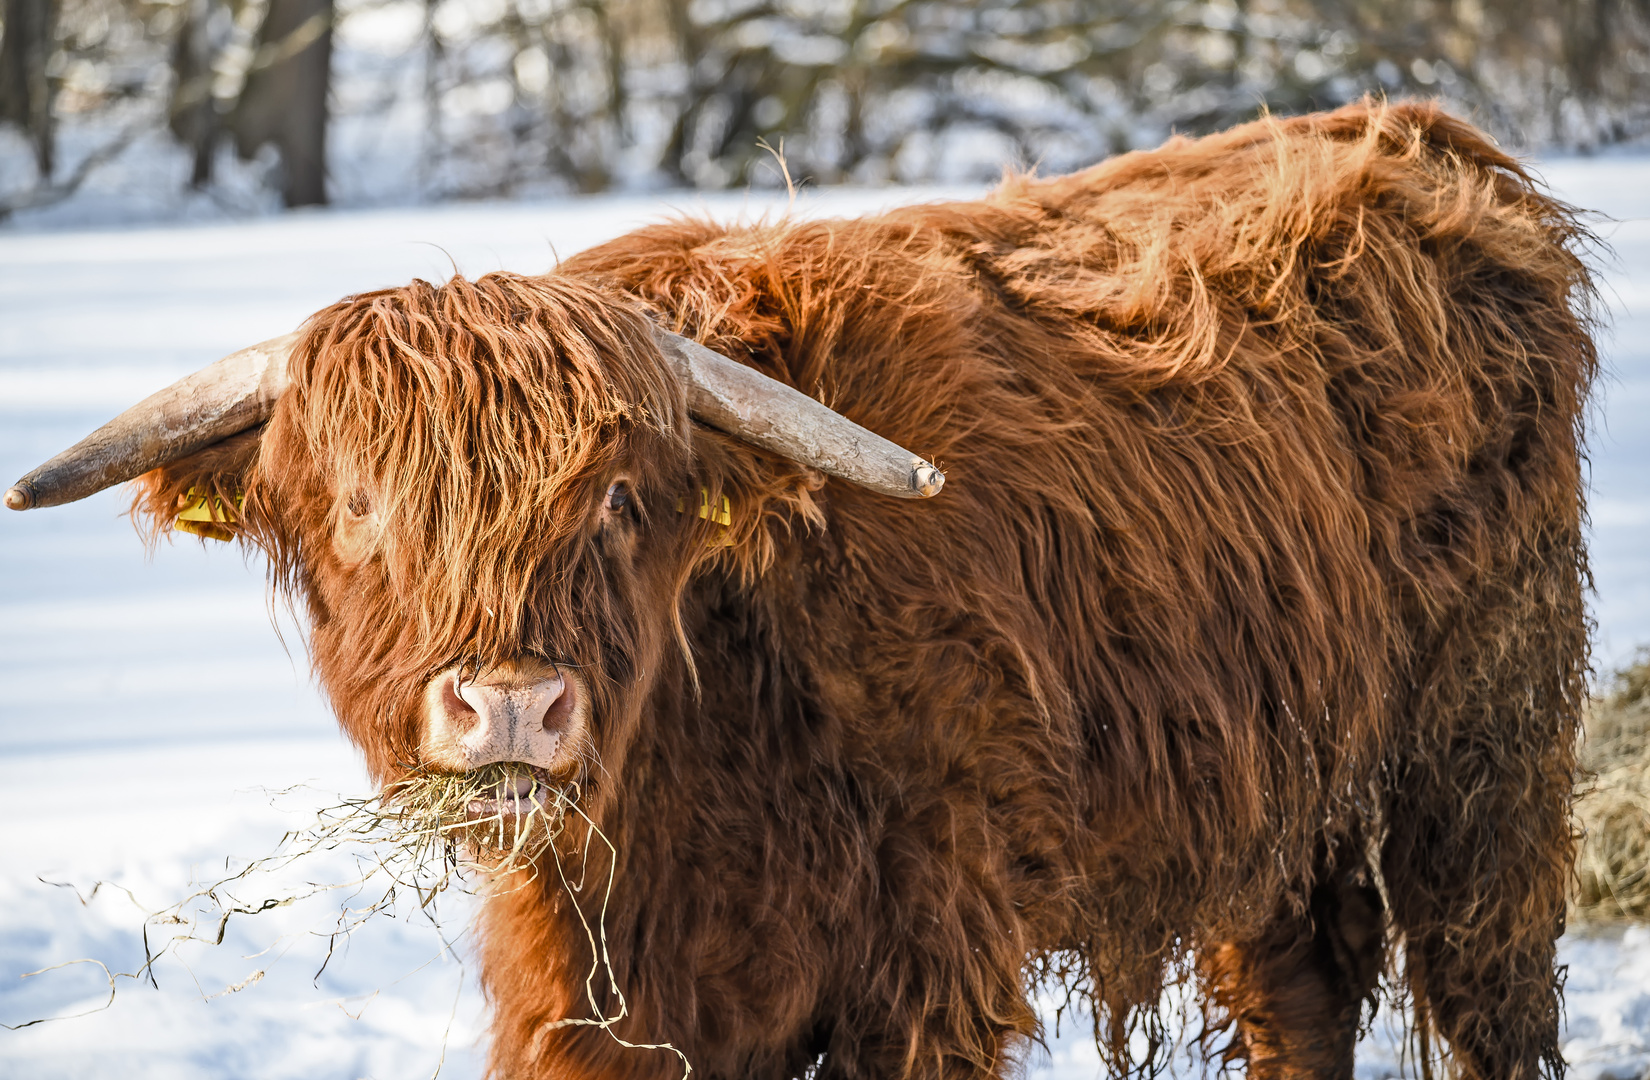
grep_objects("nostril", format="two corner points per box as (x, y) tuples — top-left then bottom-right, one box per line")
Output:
(540, 674), (573, 733)
(443, 672), (479, 725)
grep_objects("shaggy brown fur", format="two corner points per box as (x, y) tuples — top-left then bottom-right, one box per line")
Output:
(135, 101), (1597, 1080)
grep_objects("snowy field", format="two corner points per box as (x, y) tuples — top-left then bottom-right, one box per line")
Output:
(1, 168), (1648, 1078)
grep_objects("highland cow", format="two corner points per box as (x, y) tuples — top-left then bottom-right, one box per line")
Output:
(5, 102), (1597, 1080)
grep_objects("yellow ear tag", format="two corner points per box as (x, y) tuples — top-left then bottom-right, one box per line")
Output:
(675, 488), (731, 528)
(175, 488), (244, 542)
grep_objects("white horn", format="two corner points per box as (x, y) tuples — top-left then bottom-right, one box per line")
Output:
(652, 327), (944, 500)
(3, 333), (297, 512)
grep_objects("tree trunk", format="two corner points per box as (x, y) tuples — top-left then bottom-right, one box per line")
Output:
(0, 0), (56, 177)
(169, 0), (222, 188)
(230, 0), (332, 207)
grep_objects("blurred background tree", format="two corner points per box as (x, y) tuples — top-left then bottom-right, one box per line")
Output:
(2, 0), (1647, 216)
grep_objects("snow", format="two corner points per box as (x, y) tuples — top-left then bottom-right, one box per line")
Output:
(2, 167), (1649, 1077)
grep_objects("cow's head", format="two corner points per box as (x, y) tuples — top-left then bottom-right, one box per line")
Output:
(6, 272), (941, 818)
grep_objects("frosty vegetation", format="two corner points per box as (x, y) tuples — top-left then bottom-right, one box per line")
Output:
(2, 0), (1649, 218)
(1576, 653), (1650, 924)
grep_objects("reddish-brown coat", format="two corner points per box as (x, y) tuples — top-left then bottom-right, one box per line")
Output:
(135, 102), (1597, 1080)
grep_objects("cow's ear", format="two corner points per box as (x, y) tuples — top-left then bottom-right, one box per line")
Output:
(689, 435), (828, 580)
(129, 426), (263, 547)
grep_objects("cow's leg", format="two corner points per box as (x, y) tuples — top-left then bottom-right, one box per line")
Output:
(806, 929), (1038, 1080)
(1380, 554), (1582, 1080)
(1382, 729), (1572, 1080)
(805, 1009), (1027, 1080)
(1204, 850), (1384, 1080)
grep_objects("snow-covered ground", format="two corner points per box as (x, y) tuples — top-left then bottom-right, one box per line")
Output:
(1, 168), (1648, 1078)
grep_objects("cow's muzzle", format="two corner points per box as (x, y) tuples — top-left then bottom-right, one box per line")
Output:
(419, 659), (585, 775)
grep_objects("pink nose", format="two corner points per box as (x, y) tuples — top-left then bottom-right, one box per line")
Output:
(421, 666), (573, 772)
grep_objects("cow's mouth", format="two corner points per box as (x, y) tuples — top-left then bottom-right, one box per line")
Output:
(463, 767), (564, 821)
(381, 761), (574, 864)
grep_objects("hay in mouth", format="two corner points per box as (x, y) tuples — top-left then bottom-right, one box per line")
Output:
(368, 762), (579, 884)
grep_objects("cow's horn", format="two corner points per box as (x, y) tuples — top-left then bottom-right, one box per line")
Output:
(4, 326), (944, 512)
(3, 333), (297, 512)
(652, 327), (944, 500)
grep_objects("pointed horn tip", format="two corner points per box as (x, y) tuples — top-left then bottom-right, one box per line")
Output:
(912, 464), (945, 498)
(4, 483), (35, 512)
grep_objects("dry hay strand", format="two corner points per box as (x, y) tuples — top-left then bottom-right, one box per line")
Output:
(4, 763), (568, 1033)
(1573, 651), (1650, 924)
(8, 761), (692, 1077)
(333, 764), (692, 1074)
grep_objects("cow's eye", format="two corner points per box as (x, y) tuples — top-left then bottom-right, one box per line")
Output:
(333, 487), (381, 566)
(604, 481), (630, 513)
